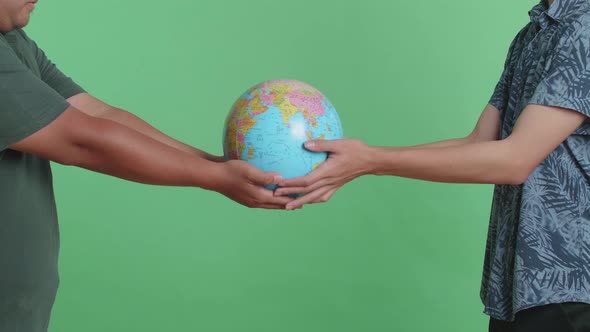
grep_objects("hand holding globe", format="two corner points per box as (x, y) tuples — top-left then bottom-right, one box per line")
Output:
(223, 80), (343, 192)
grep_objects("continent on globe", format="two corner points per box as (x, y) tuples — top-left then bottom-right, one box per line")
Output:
(223, 80), (343, 184)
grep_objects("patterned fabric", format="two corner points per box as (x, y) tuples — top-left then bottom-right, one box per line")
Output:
(482, 0), (590, 321)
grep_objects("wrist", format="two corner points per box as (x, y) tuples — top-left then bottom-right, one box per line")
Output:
(361, 145), (383, 176)
(191, 159), (227, 191)
(367, 146), (398, 176)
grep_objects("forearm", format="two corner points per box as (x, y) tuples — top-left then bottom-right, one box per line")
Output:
(404, 136), (474, 149)
(99, 108), (223, 162)
(66, 116), (222, 189)
(368, 139), (526, 184)
(403, 104), (500, 149)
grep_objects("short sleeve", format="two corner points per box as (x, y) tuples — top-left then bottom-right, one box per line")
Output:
(489, 27), (528, 112)
(529, 25), (590, 117)
(0, 44), (71, 151)
(18, 30), (85, 99)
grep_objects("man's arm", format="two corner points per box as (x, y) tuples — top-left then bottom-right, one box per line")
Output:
(11, 107), (292, 209)
(399, 103), (501, 149)
(66, 93), (225, 162)
(369, 104), (583, 183)
(276, 104), (585, 209)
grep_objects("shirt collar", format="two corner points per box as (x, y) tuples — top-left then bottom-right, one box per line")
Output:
(0, 31), (15, 46)
(529, 0), (589, 28)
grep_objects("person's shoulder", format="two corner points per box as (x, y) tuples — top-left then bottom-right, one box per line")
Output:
(507, 23), (533, 49)
(520, 23), (533, 35)
(564, 8), (590, 39)
(510, 22), (533, 42)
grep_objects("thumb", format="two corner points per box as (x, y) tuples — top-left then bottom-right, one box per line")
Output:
(304, 139), (339, 152)
(254, 171), (283, 186)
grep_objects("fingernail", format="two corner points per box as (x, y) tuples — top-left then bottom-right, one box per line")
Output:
(273, 175), (283, 183)
(304, 141), (314, 149)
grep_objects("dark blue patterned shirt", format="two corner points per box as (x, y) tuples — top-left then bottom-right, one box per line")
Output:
(482, 0), (590, 321)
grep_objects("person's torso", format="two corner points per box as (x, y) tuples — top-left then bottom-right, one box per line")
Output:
(481, 0), (590, 321)
(0, 29), (61, 310)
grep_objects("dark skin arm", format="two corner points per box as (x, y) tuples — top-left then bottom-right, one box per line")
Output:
(67, 92), (225, 162)
(11, 106), (292, 209)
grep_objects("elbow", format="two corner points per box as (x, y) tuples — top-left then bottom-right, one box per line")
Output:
(504, 159), (535, 185)
(53, 138), (87, 167)
(495, 138), (538, 185)
(53, 153), (76, 167)
(14, 107), (107, 167)
(56, 115), (106, 167)
(506, 172), (529, 185)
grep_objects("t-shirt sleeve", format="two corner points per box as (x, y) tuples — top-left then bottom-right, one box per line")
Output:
(0, 44), (71, 151)
(529, 25), (590, 117)
(23, 33), (86, 99)
(489, 27), (527, 112)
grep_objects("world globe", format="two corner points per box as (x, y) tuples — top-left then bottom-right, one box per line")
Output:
(223, 80), (343, 186)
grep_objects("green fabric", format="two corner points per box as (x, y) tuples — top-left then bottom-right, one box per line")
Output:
(0, 29), (84, 331)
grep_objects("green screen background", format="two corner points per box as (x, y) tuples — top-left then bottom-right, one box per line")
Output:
(27, 1), (535, 331)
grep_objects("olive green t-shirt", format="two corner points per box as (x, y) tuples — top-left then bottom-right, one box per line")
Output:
(0, 29), (84, 331)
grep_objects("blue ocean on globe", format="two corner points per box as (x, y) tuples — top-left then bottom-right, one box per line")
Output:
(223, 80), (343, 185)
